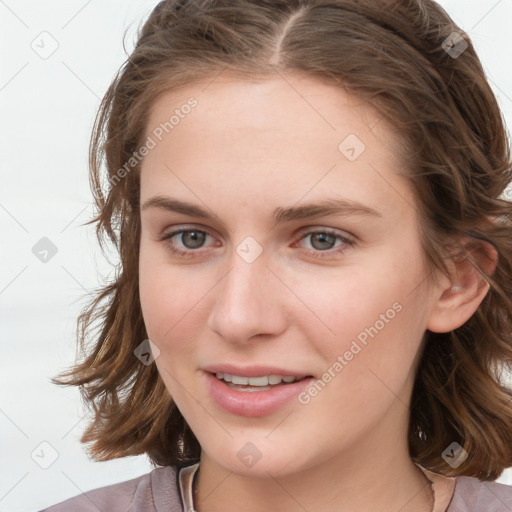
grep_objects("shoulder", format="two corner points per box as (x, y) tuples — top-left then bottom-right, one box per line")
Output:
(449, 476), (512, 511)
(38, 465), (182, 512)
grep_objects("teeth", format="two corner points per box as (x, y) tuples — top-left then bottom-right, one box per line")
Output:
(232, 375), (249, 385)
(215, 372), (302, 386)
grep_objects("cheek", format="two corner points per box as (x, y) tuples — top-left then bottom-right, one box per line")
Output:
(139, 246), (185, 342)
(292, 269), (406, 355)
(301, 249), (427, 378)
(304, 300), (424, 430)
(139, 254), (165, 338)
(139, 263), (199, 399)
(138, 249), (212, 355)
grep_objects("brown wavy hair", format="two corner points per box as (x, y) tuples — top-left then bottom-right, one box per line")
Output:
(52, 0), (512, 479)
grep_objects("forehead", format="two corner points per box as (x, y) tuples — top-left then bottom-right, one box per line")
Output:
(143, 71), (403, 166)
(139, 71), (414, 222)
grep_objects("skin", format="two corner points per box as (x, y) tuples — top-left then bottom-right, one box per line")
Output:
(138, 71), (493, 512)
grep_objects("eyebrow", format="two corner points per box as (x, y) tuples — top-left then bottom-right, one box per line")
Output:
(141, 196), (382, 223)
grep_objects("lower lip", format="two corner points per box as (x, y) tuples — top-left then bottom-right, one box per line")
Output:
(204, 371), (315, 417)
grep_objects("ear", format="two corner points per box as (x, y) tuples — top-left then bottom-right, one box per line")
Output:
(426, 239), (498, 333)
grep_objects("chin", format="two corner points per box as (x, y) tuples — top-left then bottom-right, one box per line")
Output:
(202, 440), (306, 478)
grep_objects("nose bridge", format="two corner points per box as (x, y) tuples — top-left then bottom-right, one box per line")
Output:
(207, 240), (286, 342)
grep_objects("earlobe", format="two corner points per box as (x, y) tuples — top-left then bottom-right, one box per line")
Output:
(426, 240), (498, 333)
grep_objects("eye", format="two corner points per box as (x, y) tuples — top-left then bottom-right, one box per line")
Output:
(295, 229), (354, 259)
(159, 226), (355, 260)
(159, 228), (215, 257)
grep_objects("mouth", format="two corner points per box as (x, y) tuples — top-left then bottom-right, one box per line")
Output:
(205, 370), (316, 416)
(212, 372), (313, 392)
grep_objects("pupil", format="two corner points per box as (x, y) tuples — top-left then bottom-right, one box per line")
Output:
(183, 231), (205, 248)
(311, 233), (335, 250)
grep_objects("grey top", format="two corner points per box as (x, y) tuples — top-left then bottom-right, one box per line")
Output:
(39, 462), (512, 511)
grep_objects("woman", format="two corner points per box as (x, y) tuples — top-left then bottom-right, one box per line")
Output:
(41, 0), (512, 510)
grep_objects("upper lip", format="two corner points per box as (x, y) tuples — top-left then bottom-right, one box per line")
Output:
(202, 364), (312, 379)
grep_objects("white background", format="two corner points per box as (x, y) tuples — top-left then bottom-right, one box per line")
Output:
(1, 1), (511, 511)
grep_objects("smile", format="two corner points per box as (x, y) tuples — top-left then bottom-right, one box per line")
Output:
(215, 372), (306, 390)
(205, 371), (315, 416)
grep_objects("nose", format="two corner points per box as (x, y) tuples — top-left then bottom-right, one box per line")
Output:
(206, 245), (289, 345)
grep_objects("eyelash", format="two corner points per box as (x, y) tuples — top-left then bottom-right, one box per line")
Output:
(158, 227), (355, 260)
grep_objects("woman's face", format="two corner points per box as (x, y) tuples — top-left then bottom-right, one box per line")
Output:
(138, 72), (443, 477)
